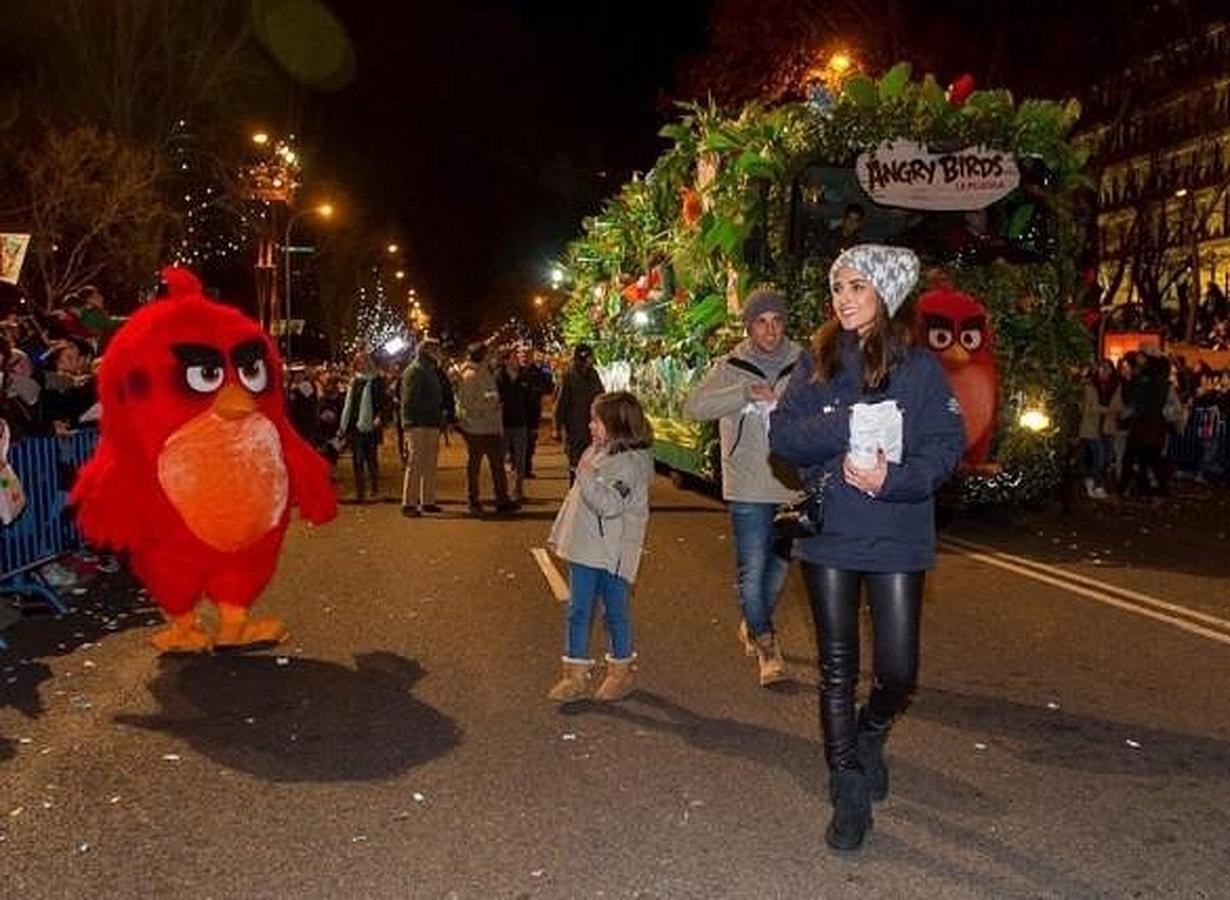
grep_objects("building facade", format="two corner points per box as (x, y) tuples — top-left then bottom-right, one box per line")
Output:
(1082, 15), (1230, 314)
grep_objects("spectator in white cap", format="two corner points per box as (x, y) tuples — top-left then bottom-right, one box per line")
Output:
(770, 243), (965, 852)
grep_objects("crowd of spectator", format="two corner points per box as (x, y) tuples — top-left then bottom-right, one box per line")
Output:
(1078, 345), (1228, 499)
(0, 285), (126, 442)
(284, 341), (558, 509)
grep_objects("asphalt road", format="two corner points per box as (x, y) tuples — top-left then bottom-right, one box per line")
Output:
(2, 435), (1229, 899)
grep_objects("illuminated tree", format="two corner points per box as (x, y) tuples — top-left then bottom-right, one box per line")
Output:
(343, 269), (410, 357)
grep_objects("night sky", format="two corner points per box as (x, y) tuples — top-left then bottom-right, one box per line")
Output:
(298, 0), (1096, 334)
(305, 0), (712, 333)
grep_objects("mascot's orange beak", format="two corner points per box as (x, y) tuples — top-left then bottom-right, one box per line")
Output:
(942, 345), (971, 366)
(212, 383), (257, 420)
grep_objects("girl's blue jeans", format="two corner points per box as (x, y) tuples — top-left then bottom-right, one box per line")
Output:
(565, 562), (633, 660)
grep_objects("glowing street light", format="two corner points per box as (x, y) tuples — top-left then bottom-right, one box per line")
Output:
(395, 270), (406, 280)
(1018, 407), (1052, 432)
(807, 48), (859, 91)
(251, 131), (270, 146)
(828, 52), (853, 74)
(533, 295), (545, 308)
(387, 243), (399, 255)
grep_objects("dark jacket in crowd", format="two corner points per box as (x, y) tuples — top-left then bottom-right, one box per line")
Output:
(287, 382), (319, 444)
(497, 367), (532, 429)
(770, 337), (965, 573)
(553, 362), (604, 453)
(1124, 357), (1169, 447)
(42, 372), (97, 429)
(401, 354), (449, 428)
(520, 363), (554, 428)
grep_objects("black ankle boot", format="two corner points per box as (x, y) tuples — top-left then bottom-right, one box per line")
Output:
(826, 767), (872, 852)
(857, 713), (889, 803)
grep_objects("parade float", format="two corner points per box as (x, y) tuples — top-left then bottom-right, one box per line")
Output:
(556, 63), (1092, 505)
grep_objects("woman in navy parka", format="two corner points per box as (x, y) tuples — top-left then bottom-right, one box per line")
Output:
(770, 244), (965, 852)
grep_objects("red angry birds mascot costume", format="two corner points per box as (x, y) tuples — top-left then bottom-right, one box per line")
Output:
(915, 281), (999, 467)
(71, 267), (337, 652)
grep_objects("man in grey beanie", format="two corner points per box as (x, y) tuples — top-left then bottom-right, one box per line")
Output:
(684, 287), (802, 687)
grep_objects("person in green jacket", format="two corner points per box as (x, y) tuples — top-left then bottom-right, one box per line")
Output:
(400, 339), (451, 516)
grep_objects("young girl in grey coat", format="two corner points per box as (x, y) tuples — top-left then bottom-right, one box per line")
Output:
(547, 391), (653, 702)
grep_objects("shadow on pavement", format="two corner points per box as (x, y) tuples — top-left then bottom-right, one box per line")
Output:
(575, 690), (1112, 897)
(869, 804), (1105, 899)
(911, 685), (1230, 778)
(2, 571), (155, 756)
(115, 651), (461, 782)
(564, 690), (825, 799)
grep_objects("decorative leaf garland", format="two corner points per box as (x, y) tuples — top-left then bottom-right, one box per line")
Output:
(558, 65), (1093, 500)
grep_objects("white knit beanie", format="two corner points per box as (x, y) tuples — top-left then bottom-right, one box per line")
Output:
(829, 244), (920, 317)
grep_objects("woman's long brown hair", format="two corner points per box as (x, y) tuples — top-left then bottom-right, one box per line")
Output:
(809, 300), (912, 393)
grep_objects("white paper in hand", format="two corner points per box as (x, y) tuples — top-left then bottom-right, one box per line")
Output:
(849, 401), (903, 467)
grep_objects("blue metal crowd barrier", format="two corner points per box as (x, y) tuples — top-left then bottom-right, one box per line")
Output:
(1169, 406), (1228, 476)
(0, 430), (99, 648)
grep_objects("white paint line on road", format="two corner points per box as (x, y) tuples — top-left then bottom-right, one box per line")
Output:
(531, 547), (569, 603)
(943, 535), (1230, 632)
(941, 536), (1230, 648)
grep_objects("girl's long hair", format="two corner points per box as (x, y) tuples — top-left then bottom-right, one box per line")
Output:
(592, 391), (653, 453)
(810, 299), (912, 392)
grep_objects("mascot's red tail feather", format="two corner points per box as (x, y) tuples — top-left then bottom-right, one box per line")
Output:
(159, 265), (203, 299)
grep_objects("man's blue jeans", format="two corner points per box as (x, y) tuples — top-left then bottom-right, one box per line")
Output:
(565, 562), (633, 660)
(730, 501), (790, 637)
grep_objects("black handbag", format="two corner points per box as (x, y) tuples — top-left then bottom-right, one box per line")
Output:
(773, 471), (831, 540)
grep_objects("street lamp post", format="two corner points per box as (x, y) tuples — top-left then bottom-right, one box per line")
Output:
(283, 202), (333, 362)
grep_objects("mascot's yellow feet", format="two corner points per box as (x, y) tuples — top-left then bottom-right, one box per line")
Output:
(213, 606), (289, 648)
(150, 615), (212, 653)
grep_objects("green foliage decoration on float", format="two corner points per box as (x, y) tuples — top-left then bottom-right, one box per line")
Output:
(555, 63), (1092, 502)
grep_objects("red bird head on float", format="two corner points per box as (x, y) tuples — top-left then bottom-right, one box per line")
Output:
(96, 266), (293, 552)
(915, 283), (999, 464)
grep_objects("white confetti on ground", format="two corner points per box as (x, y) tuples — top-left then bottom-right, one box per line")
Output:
(561, 733), (577, 742)
(1046, 702), (1060, 710)
(412, 792), (426, 803)
(162, 754), (181, 762)
(974, 743), (988, 751)
(1125, 739), (1142, 749)
(275, 657), (290, 666)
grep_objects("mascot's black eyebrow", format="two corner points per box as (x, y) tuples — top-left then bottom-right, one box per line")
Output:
(230, 338), (266, 369)
(960, 316), (987, 332)
(171, 343), (225, 369)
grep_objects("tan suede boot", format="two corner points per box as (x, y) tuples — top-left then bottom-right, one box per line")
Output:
(737, 619), (757, 657)
(754, 632), (789, 686)
(594, 654), (636, 701)
(546, 658), (593, 702)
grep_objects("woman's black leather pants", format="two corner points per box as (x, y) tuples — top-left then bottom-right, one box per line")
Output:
(801, 564), (925, 771)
